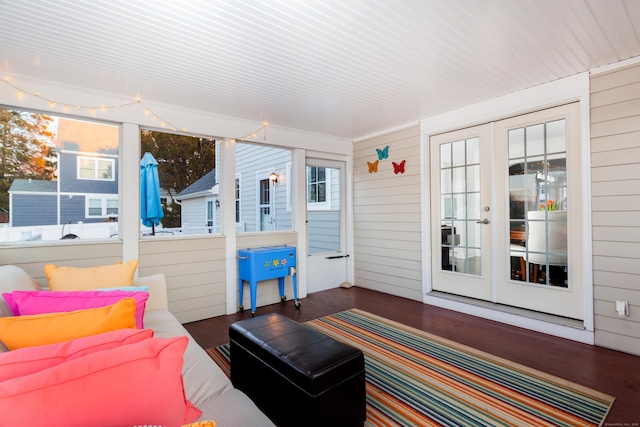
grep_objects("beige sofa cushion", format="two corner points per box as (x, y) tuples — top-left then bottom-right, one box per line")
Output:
(0, 266), (41, 317)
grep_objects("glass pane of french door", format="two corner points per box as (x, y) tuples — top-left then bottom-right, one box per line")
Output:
(439, 137), (482, 275)
(495, 102), (584, 320)
(508, 120), (568, 287)
(430, 124), (493, 301)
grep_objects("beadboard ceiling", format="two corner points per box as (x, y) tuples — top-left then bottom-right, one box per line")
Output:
(1, 0), (639, 140)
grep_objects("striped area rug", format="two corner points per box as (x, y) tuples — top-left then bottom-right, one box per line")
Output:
(206, 309), (614, 427)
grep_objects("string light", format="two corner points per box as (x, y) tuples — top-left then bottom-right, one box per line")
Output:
(235, 121), (268, 142)
(2, 77), (269, 142)
(3, 77), (133, 111)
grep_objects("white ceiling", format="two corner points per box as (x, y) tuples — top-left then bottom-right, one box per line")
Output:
(1, 0), (639, 140)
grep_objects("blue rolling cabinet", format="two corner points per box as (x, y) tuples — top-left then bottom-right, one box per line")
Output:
(237, 245), (300, 316)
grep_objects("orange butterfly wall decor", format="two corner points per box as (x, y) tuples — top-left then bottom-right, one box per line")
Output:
(392, 160), (406, 174)
(367, 159), (379, 173)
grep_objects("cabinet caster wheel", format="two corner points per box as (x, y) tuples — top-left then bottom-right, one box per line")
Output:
(281, 295), (287, 302)
(251, 311), (256, 317)
(294, 301), (301, 309)
(239, 305), (244, 312)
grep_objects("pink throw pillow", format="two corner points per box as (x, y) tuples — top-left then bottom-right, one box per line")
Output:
(0, 336), (201, 427)
(3, 290), (149, 328)
(2, 294), (18, 317)
(0, 328), (154, 382)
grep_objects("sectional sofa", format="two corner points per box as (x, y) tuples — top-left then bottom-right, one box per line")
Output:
(0, 265), (275, 426)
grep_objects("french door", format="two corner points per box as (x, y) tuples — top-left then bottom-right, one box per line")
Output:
(430, 103), (584, 320)
(430, 124), (493, 301)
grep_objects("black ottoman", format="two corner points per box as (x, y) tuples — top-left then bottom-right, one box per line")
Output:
(229, 313), (366, 427)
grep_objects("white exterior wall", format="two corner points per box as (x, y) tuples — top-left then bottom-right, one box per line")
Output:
(235, 143), (292, 232)
(352, 126), (423, 301)
(180, 198), (207, 231)
(590, 62), (640, 356)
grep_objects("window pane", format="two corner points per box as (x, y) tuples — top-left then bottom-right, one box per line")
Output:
(508, 128), (525, 159)
(466, 193), (480, 221)
(440, 143), (451, 168)
(438, 137), (482, 277)
(307, 166), (327, 205)
(141, 129), (217, 236)
(88, 198), (102, 216)
(260, 179), (270, 205)
(318, 182), (326, 202)
(452, 140), (465, 167)
(79, 158), (95, 179)
(441, 169), (452, 194)
(547, 120), (566, 154)
(452, 167), (465, 193)
(309, 183), (317, 203)
(526, 124), (544, 157)
(467, 165), (480, 192)
(509, 120), (568, 287)
(1, 108), (119, 243)
(106, 199), (118, 215)
(97, 160), (113, 180)
(467, 137), (480, 164)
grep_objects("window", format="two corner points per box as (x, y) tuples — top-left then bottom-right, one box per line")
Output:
(206, 199), (214, 234)
(78, 157), (114, 180)
(86, 196), (118, 218)
(0, 107), (119, 243)
(307, 166), (326, 203)
(141, 129), (218, 236)
(306, 165), (332, 211)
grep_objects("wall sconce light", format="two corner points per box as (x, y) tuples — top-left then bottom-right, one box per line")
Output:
(215, 200), (220, 208)
(269, 172), (278, 185)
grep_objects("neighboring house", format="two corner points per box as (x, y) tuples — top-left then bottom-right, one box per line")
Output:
(235, 143), (292, 233)
(175, 168), (219, 233)
(7, 179), (57, 227)
(176, 143), (341, 247)
(8, 119), (120, 228)
(175, 143), (296, 233)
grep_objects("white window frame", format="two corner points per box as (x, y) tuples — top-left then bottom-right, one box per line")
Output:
(307, 165), (331, 211)
(77, 156), (115, 181)
(85, 194), (119, 218)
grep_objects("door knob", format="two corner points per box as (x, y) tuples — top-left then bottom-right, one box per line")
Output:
(476, 219), (490, 224)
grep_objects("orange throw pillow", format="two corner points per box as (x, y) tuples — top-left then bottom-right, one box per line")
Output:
(0, 298), (137, 350)
(44, 260), (138, 291)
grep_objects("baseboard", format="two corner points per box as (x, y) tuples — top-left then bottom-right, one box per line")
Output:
(424, 292), (595, 345)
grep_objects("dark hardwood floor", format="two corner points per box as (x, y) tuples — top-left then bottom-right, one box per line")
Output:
(184, 287), (640, 424)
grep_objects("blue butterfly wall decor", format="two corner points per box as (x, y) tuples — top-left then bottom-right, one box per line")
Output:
(392, 160), (406, 174)
(376, 146), (389, 160)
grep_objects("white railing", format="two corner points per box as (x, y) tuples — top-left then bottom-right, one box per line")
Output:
(0, 223), (221, 242)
